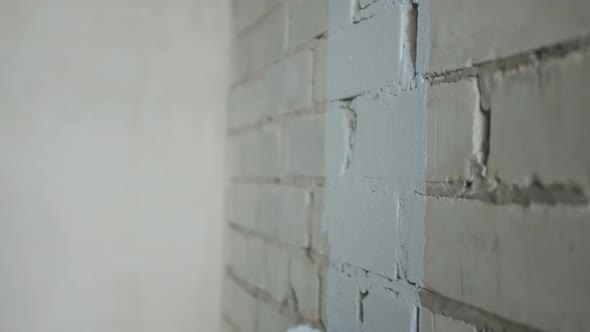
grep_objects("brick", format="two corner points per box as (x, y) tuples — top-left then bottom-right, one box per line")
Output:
(288, 0), (328, 49)
(290, 256), (321, 321)
(313, 39), (327, 103)
(310, 188), (327, 255)
(234, 0), (267, 32)
(228, 78), (270, 128)
(230, 128), (280, 177)
(424, 198), (590, 331)
(222, 277), (258, 332)
(244, 5), (287, 73)
(325, 178), (398, 277)
(325, 268), (360, 332)
(283, 114), (325, 176)
(258, 186), (310, 247)
(229, 231), (266, 289)
(362, 288), (415, 332)
(265, 51), (313, 115)
(326, 8), (402, 99)
(265, 244), (290, 303)
(420, 308), (476, 332)
(258, 302), (297, 332)
(428, 0), (590, 72)
(349, 90), (425, 181)
(489, 52), (590, 183)
(426, 79), (477, 181)
(228, 185), (258, 230)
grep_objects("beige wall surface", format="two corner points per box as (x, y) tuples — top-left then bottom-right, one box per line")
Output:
(0, 1), (229, 331)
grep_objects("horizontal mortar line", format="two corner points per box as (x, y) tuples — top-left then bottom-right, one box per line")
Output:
(225, 266), (305, 323)
(231, 36), (323, 90)
(227, 105), (328, 136)
(231, 175), (326, 188)
(227, 221), (312, 254)
(419, 289), (546, 332)
(426, 33), (590, 85)
(422, 178), (589, 206)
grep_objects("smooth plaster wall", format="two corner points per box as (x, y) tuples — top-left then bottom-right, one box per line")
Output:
(0, 1), (229, 331)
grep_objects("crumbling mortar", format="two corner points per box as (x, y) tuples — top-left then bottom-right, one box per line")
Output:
(422, 177), (589, 206)
(426, 34), (590, 85)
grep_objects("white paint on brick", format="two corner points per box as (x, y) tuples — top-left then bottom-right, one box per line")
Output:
(426, 79), (477, 181)
(425, 198), (590, 331)
(243, 4), (288, 74)
(310, 188), (327, 255)
(313, 39), (327, 103)
(489, 51), (590, 184)
(326, 7), (403, 99)
(258, 301), (297, 332)
(258, 186), (310, 247)
(228, 185), (259, 230)
(284, 114), (325, 176)
(325, 178), (398, 277)
(420, 308), (476, 332)
(223, 277), (258, 332)
(229, 78), (270, 128)
(234, 0), (268, 33)
(290, 256), (321, 321)
(428, 0), (590, 72)
(349, 90), (425, 181)
(289, 0), (328, 49)
(325, 268), (360, 332)
(362, 288), (415, 332)
(266, 51), (314, 115)
(230, 231), (266, 289)
(231, 128), (281, 177)
(266, 244), (291, 303)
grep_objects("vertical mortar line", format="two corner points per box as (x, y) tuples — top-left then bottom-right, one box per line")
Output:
(472, 73), (491, 178)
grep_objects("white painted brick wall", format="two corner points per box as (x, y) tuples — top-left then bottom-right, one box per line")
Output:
(489, 51), (590, 184)
(426, 79), (478, 181)
(425, 198), (590, 331)
(428, 0), (590, 72)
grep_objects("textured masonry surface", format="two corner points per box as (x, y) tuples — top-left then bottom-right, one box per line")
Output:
(225, 0), (590, 331)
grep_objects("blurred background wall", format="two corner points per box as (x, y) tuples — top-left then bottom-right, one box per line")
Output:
(0, 1), (229, 331)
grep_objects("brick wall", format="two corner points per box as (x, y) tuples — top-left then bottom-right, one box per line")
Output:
(224, 0), (328, 331)
(224, 0), (590, 331)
